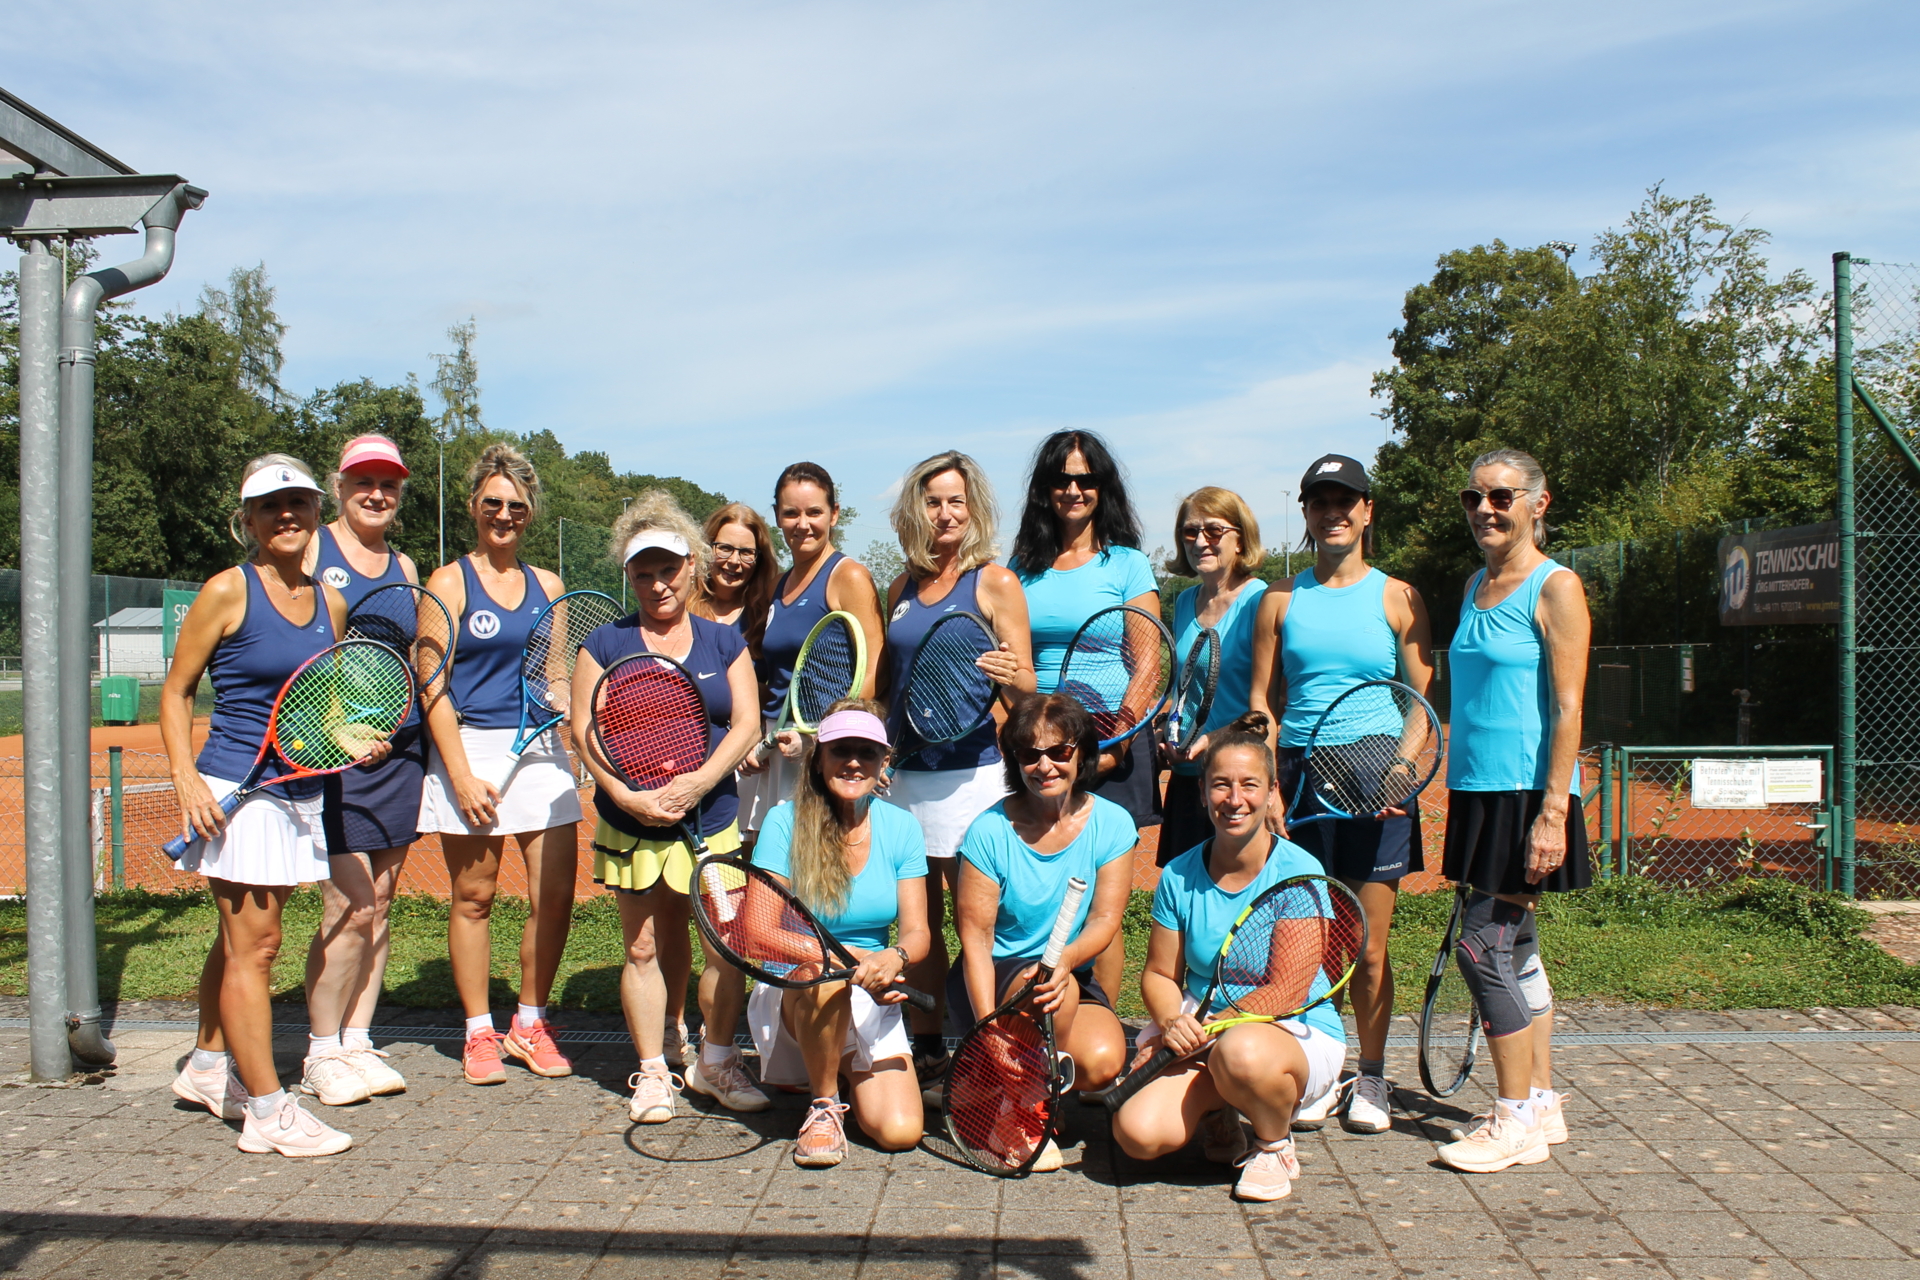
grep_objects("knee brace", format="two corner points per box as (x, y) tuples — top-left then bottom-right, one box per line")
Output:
(1512, 917), (1553, 1018)
(1452, 892), (1534, 1038)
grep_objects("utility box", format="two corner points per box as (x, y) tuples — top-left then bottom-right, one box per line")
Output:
(99, 675), (141, 725)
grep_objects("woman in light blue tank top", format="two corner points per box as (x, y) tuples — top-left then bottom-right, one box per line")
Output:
(876, 451), (1036, 1075)
(1247, 454), (1433, 1135)
(1434, 449), (1591, 1177)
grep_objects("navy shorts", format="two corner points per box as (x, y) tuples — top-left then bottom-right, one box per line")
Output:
(322, 722), (428, 855)
(944, 952), (1112, 1037)
(1277, 746), (1423, 883)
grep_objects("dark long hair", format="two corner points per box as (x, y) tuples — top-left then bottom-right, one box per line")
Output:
(1009, 430), (1142, 575)
(773, 461), (838, 512)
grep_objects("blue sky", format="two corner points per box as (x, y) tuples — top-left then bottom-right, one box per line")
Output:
(7, 1), (1918, 561)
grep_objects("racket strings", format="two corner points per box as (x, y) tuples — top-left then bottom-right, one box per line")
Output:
(1060, 609), (1171, 740)
(525, 594), (622, 712)
(947, 1013), (1052, 1170)
(273, 644), (414, 771)
(594, 660), (708, 790)
(793, 623), (858, 724)
(904, 621), (995, 743)
(695, 870), (834, 979)
(1212, 884), (1365, 1019)
(1307, 684), (1441, 816)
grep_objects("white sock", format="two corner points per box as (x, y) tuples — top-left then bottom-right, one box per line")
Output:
(308, 1033), (342, 1059)
(1498, 1095), (1534, 1125)
(641, 1055), (668, 1073)
(189, 1047), (225, 1072)
(1530, 1086), (1555, 1107)
(466, 1014), (495, 1035)
(700, 1040), (736, 1067)
(517, 1004), (544, 1025)
(342, 1028), (373, 1052)
(247, 1088), (287, 1119)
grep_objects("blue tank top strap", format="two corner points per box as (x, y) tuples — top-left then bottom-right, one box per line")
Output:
(312, 526), (407, 609)
(197, 562), (341, 792)
(759, 549), (846, 719)
(885, 567), (999, 770)
(448, 556), (552, 730)
(1277, 566), (1398, 746)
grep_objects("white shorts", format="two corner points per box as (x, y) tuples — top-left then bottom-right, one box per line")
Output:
(1144, 995), (1347, 1115)
(172, 773), (330, 887)
(879, 761), (1009, 859)
(737, 746), (800, 836)
(418, 724), (585, 837)
(747, 981), (913, 1085)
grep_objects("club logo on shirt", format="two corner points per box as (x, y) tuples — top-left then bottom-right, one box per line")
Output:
(320, 567), (351, 590)
(469, 610), (501, 640)
(890, 600), (911, 623)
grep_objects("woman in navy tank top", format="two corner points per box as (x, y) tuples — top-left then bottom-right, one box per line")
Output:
(1434, 449), (1591, 1176)
(420, 445), (586, 1089)
(163, 454), (378, 1158)
(1247, 453), (1433, 1138)
(737, 463), (886, 837)
(296, 434), (425, 1106)
(876, 451), (1034, 1085)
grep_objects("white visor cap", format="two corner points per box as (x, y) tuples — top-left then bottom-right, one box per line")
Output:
(623, 530), (692, 563)
(240, 465), (324, 502)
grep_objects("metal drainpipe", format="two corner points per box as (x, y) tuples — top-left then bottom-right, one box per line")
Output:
(57, 183), (205, 1067)
(18, 234), (69, 1081)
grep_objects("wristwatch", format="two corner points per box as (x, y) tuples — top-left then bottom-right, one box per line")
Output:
(890, 944), (911, 968)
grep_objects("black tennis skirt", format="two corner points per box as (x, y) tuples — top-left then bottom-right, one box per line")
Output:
(1091, 731), (1161, 830)
(1441, 789), (1592, 896)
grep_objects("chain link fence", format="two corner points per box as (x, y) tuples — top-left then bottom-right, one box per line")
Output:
(1852, 258), (1920, 896)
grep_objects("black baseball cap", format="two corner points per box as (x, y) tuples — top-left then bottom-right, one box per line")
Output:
(1299, 454), (1371, 499)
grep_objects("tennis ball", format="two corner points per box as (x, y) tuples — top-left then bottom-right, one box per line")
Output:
(290, 740), (306, 751)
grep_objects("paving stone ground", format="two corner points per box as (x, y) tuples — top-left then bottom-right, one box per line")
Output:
(3, 1001), (1919, 1279)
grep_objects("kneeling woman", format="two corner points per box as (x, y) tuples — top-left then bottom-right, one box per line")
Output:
(951, 693), (1132, 1168)
(1110, 713), (1348, 1203)
(748, 703), (930, 1168)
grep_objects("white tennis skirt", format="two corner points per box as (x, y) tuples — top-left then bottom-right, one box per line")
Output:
(418, 724), (585, 837)
(1141, 995), (1347, 1115)
(172, 773), (330, 887)
(737, 746), (800, 836)
(747, 981), (913, 1084)
(879, 761), (1009, 859)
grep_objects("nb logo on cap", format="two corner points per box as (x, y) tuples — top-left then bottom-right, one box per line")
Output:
(1317, 461), (1343, 474)
(469, 610), (501, 640)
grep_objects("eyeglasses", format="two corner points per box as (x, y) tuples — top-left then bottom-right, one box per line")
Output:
(1459, 487), (1534, 512)
(823, 740), (887, 764)
(712, 542), (758, 564)
(1047, 472), (1099, 492)
(1181, 521), (1238, 543)
(1014, 742), (1078, 766)
(478, 497), (531, 519)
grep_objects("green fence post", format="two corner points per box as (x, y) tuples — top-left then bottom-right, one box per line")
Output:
(1834, 252), (1858, 898)
(108, 745), (124, 892)
(1598, 746), (1614, 877)
(1616, 748), (1630, 877)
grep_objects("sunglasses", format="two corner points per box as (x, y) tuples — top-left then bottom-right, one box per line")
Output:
(1014, 742), (1078, 766)
(1180, 521), (1238, 543)
(1459, 486), (1534, 512)
(823, 740), (887, 764)
(478, 497), (531, 519)
(1047, 471), (1099, 492)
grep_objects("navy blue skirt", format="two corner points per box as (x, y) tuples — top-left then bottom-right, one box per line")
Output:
(1277, 746), (1424, 883)
(322, 722), (429, 855)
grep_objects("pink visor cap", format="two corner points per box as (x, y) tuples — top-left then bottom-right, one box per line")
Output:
(815, 709), (889, 747)
(338, 435), (410, 477)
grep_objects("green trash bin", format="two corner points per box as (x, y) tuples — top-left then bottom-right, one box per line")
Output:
(100, 675), (141, 725)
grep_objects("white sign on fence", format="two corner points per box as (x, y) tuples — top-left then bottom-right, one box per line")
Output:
(1764, 758), (1823, 804)
(1691, 759), (1767, 809)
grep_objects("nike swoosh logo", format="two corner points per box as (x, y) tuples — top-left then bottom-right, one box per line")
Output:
(696, 672), (717, 680)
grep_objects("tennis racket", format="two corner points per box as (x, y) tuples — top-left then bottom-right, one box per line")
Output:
(163, 638), (416, 858)
(480, 589), (622, 788)
(895, 609), (999, 768)
(692, 854), (937, 1013)
(589, 651), (717, 855)
(756, 610), (866, 763)
(1163, 627), (1221, 755)
(1287, 679), (1443, 829)
(1418, 884), (1481, 1099)
(344, 582), (455, 699)
(1104, 872), (1366, 1113)
(1057, 605), (1173, 750)
(944, 877), (1088, 1176)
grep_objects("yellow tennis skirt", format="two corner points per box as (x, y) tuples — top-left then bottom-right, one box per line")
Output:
(592, 818), (742, 895)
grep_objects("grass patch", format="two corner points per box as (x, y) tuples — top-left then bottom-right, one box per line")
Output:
(0, 877), (1912, 1018)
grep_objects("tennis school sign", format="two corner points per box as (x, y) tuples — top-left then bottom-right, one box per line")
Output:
(1717, 522), (1839, 626)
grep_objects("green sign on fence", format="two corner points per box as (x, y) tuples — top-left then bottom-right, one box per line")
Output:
(162, 589), (198, 660)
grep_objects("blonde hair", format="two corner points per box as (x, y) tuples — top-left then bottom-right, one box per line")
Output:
(787, 697), (890, 917)
(1170, 486), (1263, 576)
(691, 502), (778, 653)
(889, 451), (1000, 578)
(228, 453), (321, 549)
(607, 489), (710, 581)
(1469, 448), (1550, 549)
(329, 433), (408, 509)
(466, 442), (540, 519)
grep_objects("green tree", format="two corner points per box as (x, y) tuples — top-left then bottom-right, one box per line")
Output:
(199, 263), (287, 406)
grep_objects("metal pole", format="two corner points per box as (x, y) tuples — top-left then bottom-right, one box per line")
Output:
(1617, 748), (1630, 877)
(18, 235), (71, 1080)
(1598, 746), (1614, 877)
(438, 438), (445, 567)
(1834, 252), (1858, 898)
(108, 745), (124, 892)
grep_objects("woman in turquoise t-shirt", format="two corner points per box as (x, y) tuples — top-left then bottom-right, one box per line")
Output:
(1010, 429), (1158, 1006)
(1110, 713), (1350, 1205)
(1160, 486), (1269, 864)
(951, 693), (1133, 1170)
(745, 701), (931, 1170)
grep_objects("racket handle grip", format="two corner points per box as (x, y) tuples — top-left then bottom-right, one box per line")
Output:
(1039, 876), (1088, 973)
(161, 790), (245, 859)
(898, 985), (936, 1014)
(1103, 1044), (1178, 1114)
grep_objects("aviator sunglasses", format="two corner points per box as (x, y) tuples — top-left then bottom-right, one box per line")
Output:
(1014, 742), (1078, 766)
(1459, 486), (1535, 512)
